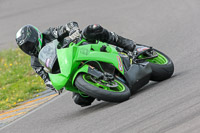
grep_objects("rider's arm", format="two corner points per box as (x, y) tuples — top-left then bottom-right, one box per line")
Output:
(31, 56), (58, 92)
(42, 21), (79, 42)
(31, 56), (49, 83)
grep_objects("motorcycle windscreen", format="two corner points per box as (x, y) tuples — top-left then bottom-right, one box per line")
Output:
(38, 40), (59, 73)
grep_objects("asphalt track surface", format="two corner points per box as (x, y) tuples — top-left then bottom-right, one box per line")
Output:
(1, 0), (200, 132)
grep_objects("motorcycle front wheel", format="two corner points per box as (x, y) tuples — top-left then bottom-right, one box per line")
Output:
(75, 73), (131, 102)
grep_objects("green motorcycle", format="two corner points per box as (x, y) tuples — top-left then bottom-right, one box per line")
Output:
(38, 38), (174, 102)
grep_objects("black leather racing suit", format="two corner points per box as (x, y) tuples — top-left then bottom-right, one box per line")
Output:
(31, 24), (70, 83)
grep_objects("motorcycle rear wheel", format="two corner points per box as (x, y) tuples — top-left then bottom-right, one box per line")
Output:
(75, 73), (131, 102)
(137, 44), (174, 81)
(145, 49), (174, 81)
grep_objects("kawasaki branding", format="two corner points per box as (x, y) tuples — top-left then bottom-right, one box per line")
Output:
(117, 56), (123, 72)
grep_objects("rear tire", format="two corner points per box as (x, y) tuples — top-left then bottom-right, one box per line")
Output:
(136, 44), (174, 81)
(75, 73), (131, 102)
(148, 49), (174, 81)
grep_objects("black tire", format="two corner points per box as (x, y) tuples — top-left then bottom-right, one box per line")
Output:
(136, 44), (174, 81)
(148, 49), (174, 81)
(75, 73), (131, 102)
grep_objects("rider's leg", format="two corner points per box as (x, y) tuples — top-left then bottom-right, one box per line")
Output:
(82, 24), (136, 51)
(72, 93), (95, 107)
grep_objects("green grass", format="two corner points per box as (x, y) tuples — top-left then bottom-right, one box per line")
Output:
(0, 48), (46, 111)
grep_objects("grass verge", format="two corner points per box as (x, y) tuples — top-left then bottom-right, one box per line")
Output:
(0, 48), (46, 111)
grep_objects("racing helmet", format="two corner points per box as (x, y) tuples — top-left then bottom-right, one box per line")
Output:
(15, 24), (43, 56)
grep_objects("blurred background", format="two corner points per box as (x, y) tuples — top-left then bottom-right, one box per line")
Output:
(2, 0), (199, 54)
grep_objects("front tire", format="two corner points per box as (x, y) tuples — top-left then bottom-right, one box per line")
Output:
(75, 73), (131, 102)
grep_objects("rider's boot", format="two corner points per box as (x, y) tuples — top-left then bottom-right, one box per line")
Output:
(83, 24), (136, 51)
(107, 31), (136, 51)
(72, 93), (95, 107)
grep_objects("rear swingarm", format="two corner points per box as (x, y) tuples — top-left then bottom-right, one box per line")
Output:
(133, 47), (158, 63)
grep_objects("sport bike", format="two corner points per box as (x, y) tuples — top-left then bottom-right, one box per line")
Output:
(39, 38), (174, 102)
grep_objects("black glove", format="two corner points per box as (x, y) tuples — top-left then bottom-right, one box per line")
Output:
(65, 22), (81, 41)
(45, 80), (64, 95)
(68, 30), (81, 41)
(65, 22), (79, 35)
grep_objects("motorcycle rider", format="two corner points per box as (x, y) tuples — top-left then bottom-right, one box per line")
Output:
(15, 22), (136, 107)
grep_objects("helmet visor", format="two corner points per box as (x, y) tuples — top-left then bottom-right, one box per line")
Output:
(21, 26), (40, 56)
(20, 40), (39, 56)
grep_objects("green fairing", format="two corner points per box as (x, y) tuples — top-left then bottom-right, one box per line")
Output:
(48, 73), (69, 90)
(75, 42), (123, 74)
(48, 39), (125, 91)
